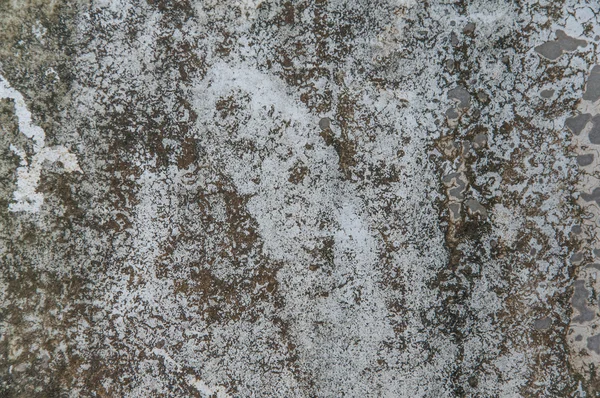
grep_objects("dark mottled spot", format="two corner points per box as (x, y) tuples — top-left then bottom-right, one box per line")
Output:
(477, 91), (489, 103)
(581, 187), (600, 204)
(472, 133), (487, 148)
(468, 375), (478, 388)
(540, 89), (554, 98)
(319, 117), (331, 130)
(589, 115), (600, 144)
(595, 249), (600, 257)
(583, 65), (600, 102)
(571, 252), (584, 264)
(463, 22), (476, 35)
(577, 154), (594, 166)
(445, 59), (454, 70)
(533, 317), (551, 330)
(572, 280), (595, 323)
(448, 87), (470, 109)
(446, 108), (458, 119)
(571, 225), (583, 234)
(565, 113), (591, 135)
(588, 334), (600, 354)
(576, 335), (583, 342)
(450, 32), (459, 47)
(586, 263), (600, 271)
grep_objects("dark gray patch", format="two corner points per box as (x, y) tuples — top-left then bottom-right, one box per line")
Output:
(533, 317), (551, 330)
(442, 172), (462, 184)
(556, 30), (587, 51)
(465, 199), (487, 217)
(540, 89), (554, 98)
(445, 59), (454, 71)
(586, 263), (600, 271)
(581, 187), (600, 204)
(565, 113), (591, 135)
(449, 203), (460, 218)
(576, 335), (583, 342)
(449, 184), (465, 200)
(571, 252), (584, 264)
(448, 87), (470, 109)
(587, 334), (600, 354)
(472, 133), (487, 148)
(583, 65), (600, 102)
(571, 225), (583, 234)
(319, 117), (331, 130)
(468, 375), (478, 388)
(594, 249), (600, 257)
(477, 91), (489, 103)
(463, 22), (476, 35)
(443, 173), (467, 201)
(535, 30), (587, 61)
(450, 32), (459, 47)
(534, 41), (563, 60)
(446, 108), (458, 119)
(589, 115), (600, 144)
(577, 154), (594, 166)
(572, 280), (595, 323)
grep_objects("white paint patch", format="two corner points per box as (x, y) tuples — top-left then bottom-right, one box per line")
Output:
(0, 74), (45, 151)
(0, 73), (81, 212)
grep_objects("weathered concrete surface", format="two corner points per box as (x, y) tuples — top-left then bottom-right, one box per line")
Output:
(0, 0), (599, 397)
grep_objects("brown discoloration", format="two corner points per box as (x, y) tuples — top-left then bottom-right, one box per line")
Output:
(288, 162), (309, 184)
(178, 137), (198, 169)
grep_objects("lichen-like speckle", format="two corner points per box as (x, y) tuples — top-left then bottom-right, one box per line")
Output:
(0, 0), (599, 397)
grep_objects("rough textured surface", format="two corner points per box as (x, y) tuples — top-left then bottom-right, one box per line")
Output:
(1, 0), (600, 397)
